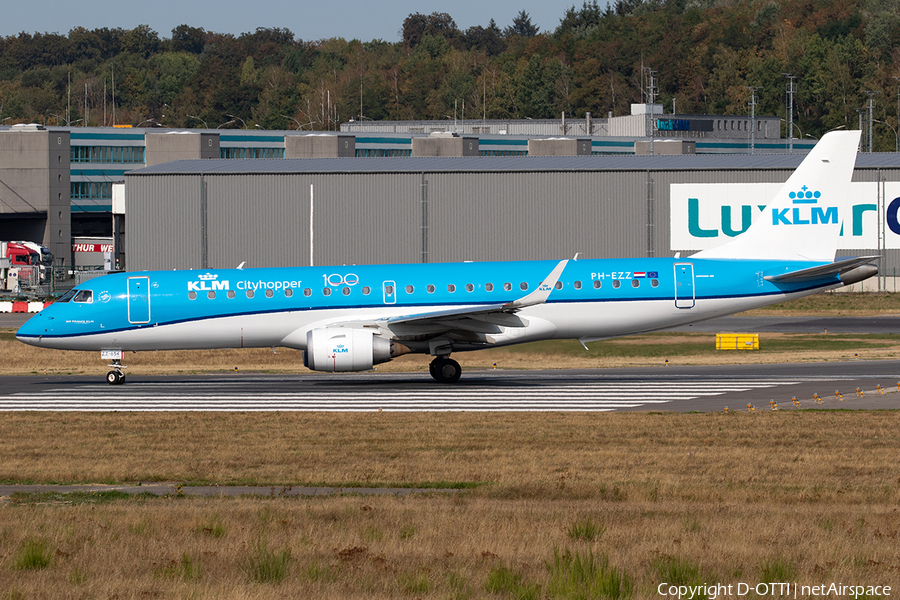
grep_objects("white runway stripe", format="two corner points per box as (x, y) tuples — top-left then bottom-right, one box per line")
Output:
(0, 378), (800, 411)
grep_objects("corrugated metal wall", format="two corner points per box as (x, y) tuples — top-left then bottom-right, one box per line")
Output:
(127, 166), (900, 274)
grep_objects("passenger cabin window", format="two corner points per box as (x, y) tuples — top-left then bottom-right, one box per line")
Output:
(188, 291), (197, 300)
(504, 283), (512, 291)
(73, 290), (93, 303)
(323, 288), (332, 296)
(227, 290), (236, 299)
(246, 290), (254, 298)
(362, 286), (371, 295)
(593, 280), (601, 289)
(447, 284), (456, 293)
(555, 281), (562, 290)
(651, 279), (659, 287)
(342, 287), (351, 296)
(466, 284), (474, 292)
(520, 282), (528, 291)
(304, 288), (312, 296)
(427, 285), (435, 293)
(284, 289), (292, 298)
(574, 281), (582, 290)
(632, 279), (640, 288)
(485, 283), (493, 292)
(208, 291), (216, 299)
(612, 280), (621, 289)
(265, 289), (274, 298)
(406, 285), (414, 294)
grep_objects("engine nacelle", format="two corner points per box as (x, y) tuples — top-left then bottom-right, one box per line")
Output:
(303, 327), (398, 372)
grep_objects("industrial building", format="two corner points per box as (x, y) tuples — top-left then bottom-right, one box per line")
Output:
(126, 150), (900, 292)
(3, 108), (891, 294)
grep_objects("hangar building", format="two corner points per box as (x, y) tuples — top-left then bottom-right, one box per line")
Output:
(126, 149), (900, 291)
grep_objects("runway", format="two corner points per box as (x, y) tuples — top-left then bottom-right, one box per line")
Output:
(1, 361), (898, 412)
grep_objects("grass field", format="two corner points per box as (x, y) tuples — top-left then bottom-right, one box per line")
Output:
(1, 412), (899, 598)
(1, 292), (899, 598)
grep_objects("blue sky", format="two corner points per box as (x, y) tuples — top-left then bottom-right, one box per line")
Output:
(3, 0), (582, 42)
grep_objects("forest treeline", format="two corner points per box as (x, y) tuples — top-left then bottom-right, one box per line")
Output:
(2, 0), (900, 149)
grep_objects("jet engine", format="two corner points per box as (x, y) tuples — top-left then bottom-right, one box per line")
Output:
(303, 327), (408, 372)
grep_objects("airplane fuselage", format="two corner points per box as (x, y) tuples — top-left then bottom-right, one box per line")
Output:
(17, 256), (841, 355)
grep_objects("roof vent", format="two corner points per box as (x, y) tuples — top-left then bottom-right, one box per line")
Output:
(8, 123), (46, 132)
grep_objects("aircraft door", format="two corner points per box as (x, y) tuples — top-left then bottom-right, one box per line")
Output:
(382, 280), (396, 304)
(674, 263), (695, 309)
(127, 276), (151, 323)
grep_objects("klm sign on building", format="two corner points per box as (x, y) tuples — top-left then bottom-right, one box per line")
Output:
(670, 182), (900, 251)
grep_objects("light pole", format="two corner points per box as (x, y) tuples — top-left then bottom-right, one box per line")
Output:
(805, 125), (846, 141)
(226, 114), (246, 129)
(874, 119), (899, 153)
(281, 114), (301, 130)
(188, 115), (208, 128)
(780, 118), (802, 143)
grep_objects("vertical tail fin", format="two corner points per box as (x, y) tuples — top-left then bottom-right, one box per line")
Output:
(693, 130), (861, 261)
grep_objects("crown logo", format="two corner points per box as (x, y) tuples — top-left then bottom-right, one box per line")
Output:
(789, 186), (821, 203)
(198, 273), (218, 280)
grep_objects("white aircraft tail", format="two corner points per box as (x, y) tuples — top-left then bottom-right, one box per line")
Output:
(693, 130), (861, 261)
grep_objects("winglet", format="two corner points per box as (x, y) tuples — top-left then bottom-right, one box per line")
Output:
(504, 259), (568, 309)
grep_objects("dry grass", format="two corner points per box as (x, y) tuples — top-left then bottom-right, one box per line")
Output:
(739, 290), (900, 316)
(3, 293), (900, 597)
(2, 412), (900, 598)
(5, 329), (900, 377)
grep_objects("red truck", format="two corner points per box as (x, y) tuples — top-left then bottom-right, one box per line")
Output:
(1, 241), (41, 292)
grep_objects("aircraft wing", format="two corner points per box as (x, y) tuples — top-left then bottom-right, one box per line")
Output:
(381, 258), (569, 329)
(764, 256), (879, 282)
(282, 259), (569, 347)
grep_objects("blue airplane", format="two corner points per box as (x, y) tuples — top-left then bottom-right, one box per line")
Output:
(17, 131), (876, 384)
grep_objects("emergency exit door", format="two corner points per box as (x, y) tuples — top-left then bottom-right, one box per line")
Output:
(674, 263), (695, 309)
(127, 276), (151, 323)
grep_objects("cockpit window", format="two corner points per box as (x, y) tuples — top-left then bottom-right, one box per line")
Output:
(73, 290), (93, 303)
(56, 289), (79, 303)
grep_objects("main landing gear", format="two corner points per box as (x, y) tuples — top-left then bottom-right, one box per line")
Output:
(106, 359), (126, 385)
(429, 356), (461, 383)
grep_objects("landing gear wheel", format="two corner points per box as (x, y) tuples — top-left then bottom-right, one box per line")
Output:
(430, 357), (462, 383)
(106, 370), (125, 385)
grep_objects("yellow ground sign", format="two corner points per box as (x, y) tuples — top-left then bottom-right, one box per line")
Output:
(716, 333), (759, 350)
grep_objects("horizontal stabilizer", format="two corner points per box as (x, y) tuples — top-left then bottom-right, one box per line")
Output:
(764, 256), (879, 282)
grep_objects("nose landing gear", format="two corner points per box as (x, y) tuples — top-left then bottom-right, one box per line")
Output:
(429, 356), (461, 383)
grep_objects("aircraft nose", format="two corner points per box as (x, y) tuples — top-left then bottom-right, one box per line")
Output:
(16, 313), (48, 346)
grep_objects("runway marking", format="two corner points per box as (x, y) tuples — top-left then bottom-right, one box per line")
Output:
(0, 379), (802, 412)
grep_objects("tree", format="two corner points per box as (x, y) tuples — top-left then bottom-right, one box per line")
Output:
(121, 25), (160, 58)
(464, 20), (506, 56)
(505, 11), (540, 37)
(402, 12), (460, 49)
(557, 1), (604, 35)
(171, 25), (207, 54)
